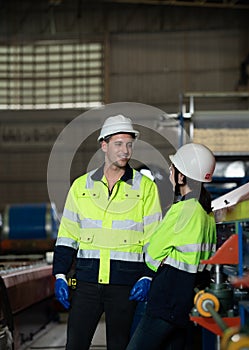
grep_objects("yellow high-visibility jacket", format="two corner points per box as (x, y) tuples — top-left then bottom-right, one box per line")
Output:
(53, 164), (162, 285)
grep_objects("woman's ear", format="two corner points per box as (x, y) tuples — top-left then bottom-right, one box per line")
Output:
(178, 172), (185, 185)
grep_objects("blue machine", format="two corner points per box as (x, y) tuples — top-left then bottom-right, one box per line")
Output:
(4, 203), (58, 240)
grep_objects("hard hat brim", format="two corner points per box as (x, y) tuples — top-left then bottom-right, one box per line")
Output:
(97, 130), (139, 142)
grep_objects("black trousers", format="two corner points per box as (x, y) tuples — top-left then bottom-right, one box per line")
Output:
(126, 313), (187, 350)
(66, 281), (136, 350)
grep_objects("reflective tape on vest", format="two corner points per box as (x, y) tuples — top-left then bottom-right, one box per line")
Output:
(77, 249), (143, 262)
(56, 236), (79, 250)
(163, 256), (206, 273)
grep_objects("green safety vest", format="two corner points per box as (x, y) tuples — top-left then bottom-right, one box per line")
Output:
(56, 168), (162, 283)
(145, 198), (216, 273)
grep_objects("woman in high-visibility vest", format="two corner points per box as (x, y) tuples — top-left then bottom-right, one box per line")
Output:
(127, 143), (217, 350)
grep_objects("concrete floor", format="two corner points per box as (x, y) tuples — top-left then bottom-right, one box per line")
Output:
(22, 314), (107, 350)
(19, 313), (215, 350)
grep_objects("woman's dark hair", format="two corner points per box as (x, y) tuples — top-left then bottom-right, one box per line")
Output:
(173, 165), (212, 214)
(197, 185), (212, 214)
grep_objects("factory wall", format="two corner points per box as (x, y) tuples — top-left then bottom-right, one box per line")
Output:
(109, 29), (249, 112)
(0, 110), (79, 212)
(1, 2), (248, 111)
(0, 2), (248, 212)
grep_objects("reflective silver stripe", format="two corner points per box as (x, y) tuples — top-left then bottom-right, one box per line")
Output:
(205, 264), (213, 272)
(56, 237), (79, 250)
(176, 242), (215, 253)
(144, 212), (162, 226)
(112, 220), (143, 232)
(63, 208), (80, 223)
(77, 249), (143, 262)
(198, 263), (207, 272)
(79, 218), (102, 229)
(163, 256), (199, 273)
(63, 212), (150, 231)
(143, 242), (149, 254)
(132, 171), (142, 190)
(85, 170), (96, 189)
(110, 250), (143, 262)
(211, 244), (216, 253)
(145, 252), (161, 269)
(78, 249), (100, 258)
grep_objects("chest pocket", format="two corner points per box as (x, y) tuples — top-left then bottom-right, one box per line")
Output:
(122, 187), (143, 200)
(77, 190), (109, 214)
(78, 190), (100, 200)
(117, 231), (144, 248)
(80, 231), (94, 244)
(114, 189), (144, 219)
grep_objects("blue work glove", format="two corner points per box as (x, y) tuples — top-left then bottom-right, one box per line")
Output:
(129, 277), (152, 302)
(55, 278), (70, 309)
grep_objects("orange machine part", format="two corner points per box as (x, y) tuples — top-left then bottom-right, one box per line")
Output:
(0, 238), (55, 253)
(190, 316), (241, 336)
(201, 234), (239, 265)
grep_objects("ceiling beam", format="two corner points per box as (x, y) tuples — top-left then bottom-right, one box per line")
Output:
(103, 0), (249, 10)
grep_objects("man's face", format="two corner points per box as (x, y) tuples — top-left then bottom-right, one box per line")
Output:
(101, 133), (135, 168)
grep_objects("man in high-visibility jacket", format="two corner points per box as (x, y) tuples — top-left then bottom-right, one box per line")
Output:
(53, 115), (162, 350)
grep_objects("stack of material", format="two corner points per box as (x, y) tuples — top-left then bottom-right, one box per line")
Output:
(193, 128), (249, 153)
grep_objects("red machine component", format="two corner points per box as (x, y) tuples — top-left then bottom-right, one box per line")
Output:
(0, 203), (59, 348)
(190, 316), (241, 337)
(0, 238), (55, 254)
(0, 261), (55, 348)
(0, 263), (55, 314)
(231, 274), (249, 289)
(201, 234), (239, 265)
(191, 233), (241, 335)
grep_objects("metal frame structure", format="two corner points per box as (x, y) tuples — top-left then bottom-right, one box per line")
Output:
(105, 0), (249, 10)
(191, 185), (249, 350)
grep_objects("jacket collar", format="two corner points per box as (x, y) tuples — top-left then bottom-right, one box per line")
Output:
(91, 163), (133, 184)
(180, 191), (197, 201)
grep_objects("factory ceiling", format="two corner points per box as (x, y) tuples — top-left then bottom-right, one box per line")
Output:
(102, 0), (249, 10)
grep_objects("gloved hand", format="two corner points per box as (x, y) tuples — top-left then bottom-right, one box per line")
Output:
(129, 277), (151, 302)
(55, 278), (70, 309)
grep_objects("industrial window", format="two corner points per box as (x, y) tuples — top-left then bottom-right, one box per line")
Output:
(0, 41), (104, 109)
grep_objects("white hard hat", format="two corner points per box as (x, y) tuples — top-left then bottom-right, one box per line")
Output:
(169, 143), (216, 182)
(98, 114), (139, 141)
